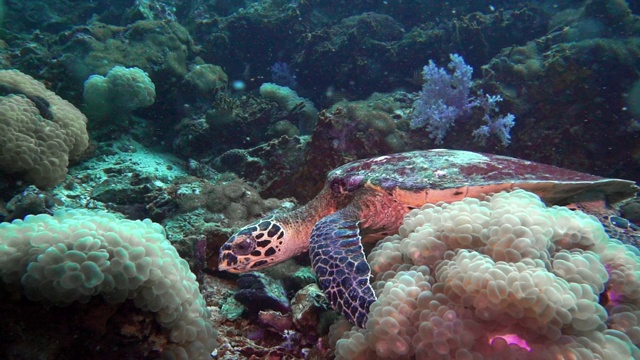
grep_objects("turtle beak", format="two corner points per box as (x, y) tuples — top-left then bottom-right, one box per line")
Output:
(218, 243), (242, 272)
(218, 254), (247, 273)
(218, 262), (239, 273)
(217, 258), (232, 272)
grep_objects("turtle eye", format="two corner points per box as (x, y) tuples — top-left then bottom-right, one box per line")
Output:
(232, 236), (256, 255)
(329, 178), (345, 193)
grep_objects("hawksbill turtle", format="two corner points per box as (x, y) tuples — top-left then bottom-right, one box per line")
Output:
(218, 149), (639, 328)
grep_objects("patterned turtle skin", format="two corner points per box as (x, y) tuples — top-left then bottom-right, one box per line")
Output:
(219, 149), (638, 328)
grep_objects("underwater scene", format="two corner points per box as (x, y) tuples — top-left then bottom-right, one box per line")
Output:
(1, 0), (640, 359)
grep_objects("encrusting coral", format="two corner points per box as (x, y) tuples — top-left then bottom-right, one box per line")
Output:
(330, 189), (640, 359)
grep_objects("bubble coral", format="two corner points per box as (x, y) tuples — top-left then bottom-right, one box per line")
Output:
(83, 66), (155, 120)
(0, 209), (217, 359)
(331, 189), (640, 359)
(0, 70), (89, 188)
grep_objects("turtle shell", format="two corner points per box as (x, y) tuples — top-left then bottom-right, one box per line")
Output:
(326, 149), (637, 207)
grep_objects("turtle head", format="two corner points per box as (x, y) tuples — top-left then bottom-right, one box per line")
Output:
(218, 217), (289, 273)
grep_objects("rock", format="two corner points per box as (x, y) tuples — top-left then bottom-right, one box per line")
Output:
(291, 284), (330, 333)
(6, 185), (57, 221)
(282, 267), (317, 295)
(258, 310), (293, 333)
(90, 177), (151, 204)
(220, 297), (245, 321)
(234, 272), (290, 314)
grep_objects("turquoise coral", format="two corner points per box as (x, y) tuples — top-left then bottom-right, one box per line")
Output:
(83, 65), (156, 120)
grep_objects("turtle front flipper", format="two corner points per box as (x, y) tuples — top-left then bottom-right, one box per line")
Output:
(309, 208), (376, 328)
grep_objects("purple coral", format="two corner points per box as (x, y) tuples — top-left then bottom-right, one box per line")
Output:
(473, 94), (516, 146)
(410, 54), (515, 146)
(270, 61), (298, 89)
(410, 54), (478, 143)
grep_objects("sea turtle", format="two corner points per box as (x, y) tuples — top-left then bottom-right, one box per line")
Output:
(218, 149), (638, 328)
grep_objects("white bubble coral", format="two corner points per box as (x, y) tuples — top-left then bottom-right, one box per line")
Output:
(333, 190), (640, 359)
(0, 209), (216, 359)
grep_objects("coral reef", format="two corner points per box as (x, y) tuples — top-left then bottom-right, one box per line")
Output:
(184, 63), (228, 94)
(211, 264), (334, 359)
(206, 129), (309, 200)
(293, 12), (406, 99)
(4, 185), (59, 221)
(168, 177), (282, 229)
(481, 0), (640, 180)
(173, 92), (306, 161)
(331, 190), (640, 359)
(0, 0), (638, 358)
(288, 97), (411, 202)
(259, 83), (318, 135)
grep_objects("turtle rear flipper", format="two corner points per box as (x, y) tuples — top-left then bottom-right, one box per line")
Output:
(309, 208), (376, 328)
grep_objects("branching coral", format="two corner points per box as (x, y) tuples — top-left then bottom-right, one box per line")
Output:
(331, 189), (640, 359)
(410, 54), (515, 146)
